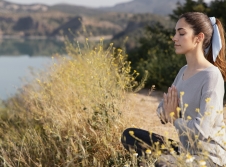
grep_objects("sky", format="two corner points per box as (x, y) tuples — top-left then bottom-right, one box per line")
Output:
(6, 0), (133, 7)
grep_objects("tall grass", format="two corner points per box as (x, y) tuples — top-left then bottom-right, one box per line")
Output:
(0, 39), (147, 166)
(0, 38), (223, 167)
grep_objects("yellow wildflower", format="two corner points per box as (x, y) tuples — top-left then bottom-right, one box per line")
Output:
(180, 91), (185, 96)
(129, 131), (134, 136)
(161, 145), (166, 149)
(145, 149), (152, 154)
(199, 160), (206, 166)
(195, 135), (199, 140)
(176, 107), (181, 112)
(205, 98), (211, 103)
(169, 148), (175, 154)
(195, 108), (200, 112)
(184, 103), (188, 107)
(133, 153), (138, 157)
(149, 131), (152, 135)
(117, 49), (123, 53)
(223, 141), (226, 145)
(205, 111), (211, 116)
(185, 154), (195, 163)
(157, 150), (161, 156)
(187, 116), (192, 120)
(170, 112), (175, 117)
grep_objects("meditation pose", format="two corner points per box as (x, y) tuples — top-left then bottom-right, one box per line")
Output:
(121, 12), (226, 167)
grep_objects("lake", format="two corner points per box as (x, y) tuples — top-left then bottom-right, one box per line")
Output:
(0, 38), (65, 100)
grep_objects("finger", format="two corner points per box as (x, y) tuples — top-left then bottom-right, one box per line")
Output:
(168, 87), (172, 100)
(171, 87), (175, 105)
(174, 87), (179, 105)
(168, 87), (170, 93)
(174, 87), (178, 102)
(163, 92), (167, 104)
(171, 86), (176, 101)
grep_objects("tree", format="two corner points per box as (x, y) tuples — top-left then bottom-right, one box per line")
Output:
(128, 23), (186, 90)
(170, 0), (210, 21)
(208, 0), (226, 26)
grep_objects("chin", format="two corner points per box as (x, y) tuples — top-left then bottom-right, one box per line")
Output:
(174, 49), (185, 55)
(175, 50), (183, 54)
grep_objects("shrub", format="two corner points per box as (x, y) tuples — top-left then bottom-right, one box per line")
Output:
(0, 39), (147, 166)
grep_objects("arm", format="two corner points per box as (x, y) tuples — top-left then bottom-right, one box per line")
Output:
(174, 91), (222, 139)
(174, 72), (224, 144)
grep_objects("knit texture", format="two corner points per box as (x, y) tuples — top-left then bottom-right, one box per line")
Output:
(157, 65), (226, 166)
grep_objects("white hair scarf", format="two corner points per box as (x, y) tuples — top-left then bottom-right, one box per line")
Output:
(205, 17), (222, 62)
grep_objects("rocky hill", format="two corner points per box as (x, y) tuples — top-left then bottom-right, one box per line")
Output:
(0, 0), (178, 50)
(99, 0), (185, 15)
(1, 0), (185, 15)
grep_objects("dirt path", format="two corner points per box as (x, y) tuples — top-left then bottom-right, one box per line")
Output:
(125, 89), (179, 140)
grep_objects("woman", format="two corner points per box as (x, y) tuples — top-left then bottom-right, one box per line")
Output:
(121, 12), (226, 167)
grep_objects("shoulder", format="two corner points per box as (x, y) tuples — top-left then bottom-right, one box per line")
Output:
(204, 66), (223, 81)
(202, 66), (224, 91)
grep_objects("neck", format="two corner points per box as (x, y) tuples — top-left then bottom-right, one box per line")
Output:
(185, 48), (210, 70)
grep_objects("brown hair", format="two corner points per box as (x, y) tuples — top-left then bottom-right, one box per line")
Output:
(179, 12), (226, 81)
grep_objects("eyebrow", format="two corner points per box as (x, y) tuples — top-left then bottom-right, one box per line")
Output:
(176, 28), (185, 31)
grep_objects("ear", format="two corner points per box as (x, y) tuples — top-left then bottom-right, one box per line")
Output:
(196, 32), (205, 43)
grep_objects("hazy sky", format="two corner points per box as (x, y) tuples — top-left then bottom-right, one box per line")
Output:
(6, 0), (213, 8)
(6, 0), (133, 7)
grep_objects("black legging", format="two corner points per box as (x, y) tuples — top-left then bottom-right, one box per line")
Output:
(121, 128), (180, 156)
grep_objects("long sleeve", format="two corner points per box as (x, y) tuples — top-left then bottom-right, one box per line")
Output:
(173, 68), (226, 152)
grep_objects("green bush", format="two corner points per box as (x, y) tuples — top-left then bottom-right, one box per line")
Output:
(128, 23), (186, 91)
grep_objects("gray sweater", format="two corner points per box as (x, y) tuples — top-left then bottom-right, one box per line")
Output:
(157, 65), (226, 166)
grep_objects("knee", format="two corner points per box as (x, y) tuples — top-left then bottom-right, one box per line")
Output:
(122, 128), (134, 135)
(121, 128), (137, 143)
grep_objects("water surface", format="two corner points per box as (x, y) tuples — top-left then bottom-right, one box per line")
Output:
(0, 39), (65, 100)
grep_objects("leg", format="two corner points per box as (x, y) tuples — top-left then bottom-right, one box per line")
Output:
(121, 128), (179, 156)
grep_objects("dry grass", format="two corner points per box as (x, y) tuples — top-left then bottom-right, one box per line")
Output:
(0, 38), (225, 167)
(0, 39), (148, 166)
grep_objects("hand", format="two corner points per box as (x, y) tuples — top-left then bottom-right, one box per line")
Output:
(163, 85), (178, 123)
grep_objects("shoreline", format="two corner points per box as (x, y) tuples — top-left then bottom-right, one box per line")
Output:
(0, 35), (113, 41)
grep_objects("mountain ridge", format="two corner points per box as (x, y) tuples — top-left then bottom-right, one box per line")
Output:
(99, 0), (185, 15)
(2, 0), (184, 15)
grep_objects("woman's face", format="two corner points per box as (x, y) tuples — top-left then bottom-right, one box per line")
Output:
(172, 18), (199, 55)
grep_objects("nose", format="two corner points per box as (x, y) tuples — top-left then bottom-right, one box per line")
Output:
(172, 34), (177, 42)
